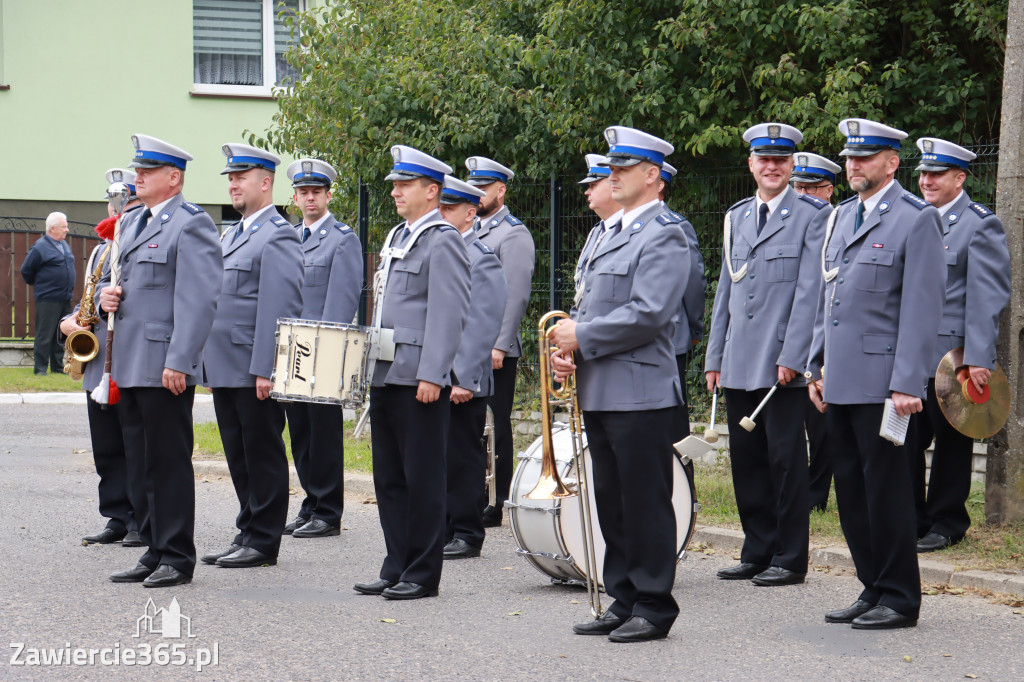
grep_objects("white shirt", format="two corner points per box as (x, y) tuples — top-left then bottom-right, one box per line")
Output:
(619, 198), (661, 230)
(860, 179), (897, 215)
(937, 191), (965, 219)
(141, 195), (176, 231)
(754, 189), (787, 222)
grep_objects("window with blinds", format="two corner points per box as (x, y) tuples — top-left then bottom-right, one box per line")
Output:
(193, 0), (301, 92)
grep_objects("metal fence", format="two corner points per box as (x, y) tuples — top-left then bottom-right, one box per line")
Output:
(0, 145), (1001, 415)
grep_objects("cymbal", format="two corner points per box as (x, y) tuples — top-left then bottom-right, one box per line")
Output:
(935, 347), (1010, 439)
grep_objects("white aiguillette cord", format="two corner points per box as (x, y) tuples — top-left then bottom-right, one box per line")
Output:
(820, 205), (840, 283)
(722, 211), (747, 283)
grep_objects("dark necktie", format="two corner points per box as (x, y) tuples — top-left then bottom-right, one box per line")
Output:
(397, 226), (411, 246)
(301, 226), (311, 243)
(134, 208), (152, 243)
(756, 203), (769, 236)
(607, 220), (622, 239)
(231, 221), (245, 244)
(853, 202), (865, 233)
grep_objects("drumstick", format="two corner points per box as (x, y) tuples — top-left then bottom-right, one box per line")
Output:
(740, 382), (779, 432)
(704, 391), (719, 443)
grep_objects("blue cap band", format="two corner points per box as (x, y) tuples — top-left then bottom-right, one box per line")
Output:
(134, 149), (187, 170)
(227, 155), (277, 171)
(749, 137), (797, 149)
(845, 135), (901, 150)
(127, 183), (137, 194)
(660, 169), (673, 182)
(442, 188), (481, 204)
(919, 152), (970, 169)
(794, 166), (836, 182)
(392, 161), (445, 182)
(468, 169), (509, 183)
(607, 145), (665, 166)
(588, 167), (611, 178)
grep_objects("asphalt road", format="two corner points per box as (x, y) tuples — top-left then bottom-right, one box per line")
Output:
(1, 403), (1022, 680)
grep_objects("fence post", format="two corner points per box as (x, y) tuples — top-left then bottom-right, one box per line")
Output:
(549, 171), (562, 312)
(357, 178), (370, 326)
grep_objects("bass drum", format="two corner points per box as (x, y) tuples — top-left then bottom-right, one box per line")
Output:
(507, 425), (697, 587)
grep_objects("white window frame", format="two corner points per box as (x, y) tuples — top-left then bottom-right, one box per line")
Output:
(191, 0), (304, 98)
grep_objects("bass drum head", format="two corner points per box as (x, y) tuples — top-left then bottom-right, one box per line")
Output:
(561, 445), (696, 588)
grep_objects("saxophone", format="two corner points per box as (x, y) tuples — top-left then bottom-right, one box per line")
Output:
(63, 244), (111, 380)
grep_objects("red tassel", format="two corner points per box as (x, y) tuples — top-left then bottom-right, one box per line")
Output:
(108, 378), (121, 405)
(95, 215), (118, 241)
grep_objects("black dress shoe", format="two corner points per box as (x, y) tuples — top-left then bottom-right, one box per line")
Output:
(109, 562), (154, 583)
(825, 599), (875, 624)
(851, 605), (918, 630)
(121, 531), (144, 547)
(143, 564), (192, 588)
(443, 538), (481, 559)
(481, 506), (502, 528)
(201, 544), (241, 565)
(382, 582), (438, 600)
(608, 616), (668, 643)
(916, 531), (953, 553)
(572, 610), (625, 635)
(215, 546), (277, 568)
(353, 579), (396, 595)
(716, 562), (768, 580)
(752, 566), (806, 586)
(83, 527), (127, 544)
(283, 515), (309, 535)
(292, 518), (341, 538)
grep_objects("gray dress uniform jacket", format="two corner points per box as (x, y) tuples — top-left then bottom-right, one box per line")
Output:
(572, 203), (691, 412)
(204, 205), (303, 387)
(930, 193), (1010, 371)
(807, 182), (946, 403)
(296, 212), (363, 324)
(705, 186), (829, 390)
(371, 209), (471, 388)
(102, 194), (222, 387)
(666, 207), (707, 352)
(476, 205), (534, 358)
(452, 231), (507, 397)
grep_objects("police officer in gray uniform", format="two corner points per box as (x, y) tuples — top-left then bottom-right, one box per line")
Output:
(60, 171), (144, 546)
(706, 124), (829, 587)
(551, 126), (690, 643)
(437, 176), (507, 559)
(659, 161), (706, 441)
(808, 118), (945, 629)
(791, 153), (843, 512)
(353, 146), (470, 600)
(908, 138), (1010, 552)
(100, 134), (222, 587)
(201, 144), (303, 569)
(282, 158), (363, 539)
(465, 156), (535, 526)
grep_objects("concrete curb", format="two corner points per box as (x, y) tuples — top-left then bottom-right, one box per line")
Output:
(689, 525), (1023, 598)
(0, 392), (214, 404)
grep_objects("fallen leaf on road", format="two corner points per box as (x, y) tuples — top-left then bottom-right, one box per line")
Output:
(943, 654), (953, 657)
(73, 448), (88, 454)
(363, 498), (377, 505)
(903, 656), (912, 663)
(501, 566), (514, 570)
(508, 611), (522, 616)
(570, 600), (581, 604)
(966, 674), (978, 679)
(378, 618), (397, 623)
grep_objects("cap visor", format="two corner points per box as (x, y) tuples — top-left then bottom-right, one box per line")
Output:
(128, 159), (169, 170)
(385, 171), (421, 182)
(220, 162), (265, 175)
(751, 149), (794, 157)
(914, 162), (960, 173)
(601, 156), (643, 168)
(291, 179), (330, 188)
(466, 177), (499, 187)
(578, 176), (601, 185)
(790, 172), (830, 182)
(839, 147), (891, 157)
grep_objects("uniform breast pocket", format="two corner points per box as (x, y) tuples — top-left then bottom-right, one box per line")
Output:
(591, 259), (631, 302)
(945, 249), (958, 267)
(304, 256), (328, 287)
(224, 257), (257, 296)
(731, 242), (750, 273)
(390, 259), (425, 296)
(134, 249), (169, 289)
(851, 248), (896, 293)
(825, 246), (841, 270)
(764, 243), (800, 282)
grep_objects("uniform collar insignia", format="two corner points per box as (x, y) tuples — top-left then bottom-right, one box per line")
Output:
(780, 207), (790, 217)
(161, 213), (170, 221)
(744, 208), (751, 218)
(878, 201), (890, 212)
(949, 213), (957, 222)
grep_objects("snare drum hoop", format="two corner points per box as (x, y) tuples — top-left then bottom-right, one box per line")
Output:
(270, 319), (370, 406)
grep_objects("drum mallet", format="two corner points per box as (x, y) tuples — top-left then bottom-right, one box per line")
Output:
(704, 391), (720, 443)
(740, 383), (779, 432)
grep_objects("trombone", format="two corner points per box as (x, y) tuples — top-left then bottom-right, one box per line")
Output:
(525, 310), (602, 618)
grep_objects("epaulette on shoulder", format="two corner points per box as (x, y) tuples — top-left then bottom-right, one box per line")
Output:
(901, 192), (929, 210)
(838, 195), (858, 206)
(335, 221), (353, 233)
(437, 224), (457, 233)
(727, 196), (755, 213)
(968, 202), (993, 218)
(656, 211), (687, 225)
(505, 215), (523, 227)
(181, 202), (205, 215)
(472, 239), (494, 255)
(798, 193), (828, 209)
(270, 214), (291, 227)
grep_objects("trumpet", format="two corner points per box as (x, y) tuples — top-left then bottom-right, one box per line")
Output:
(63, 244), (111, 380)
(525, 310), (602, 618)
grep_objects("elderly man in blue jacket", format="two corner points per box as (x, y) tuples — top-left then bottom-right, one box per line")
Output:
(21, 212), (76, 374)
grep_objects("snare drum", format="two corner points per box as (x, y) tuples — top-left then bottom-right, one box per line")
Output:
(507, 425), (697, 587)
(271, 318), (368, 407)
